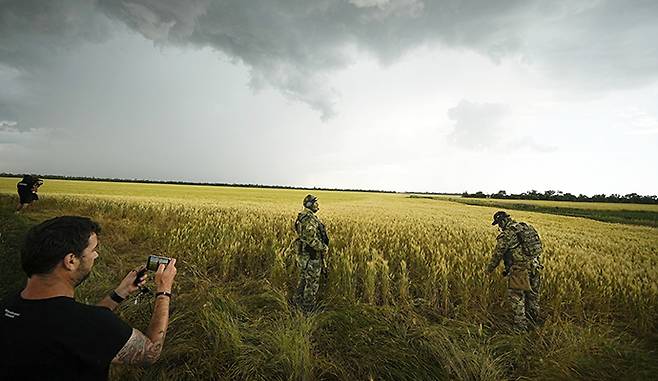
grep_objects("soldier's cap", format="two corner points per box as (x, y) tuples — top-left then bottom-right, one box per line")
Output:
(303, 194), (318, 206)
(492, 211), (510, 225)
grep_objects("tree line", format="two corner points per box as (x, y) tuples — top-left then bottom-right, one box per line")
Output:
(462, 190), (658, 204)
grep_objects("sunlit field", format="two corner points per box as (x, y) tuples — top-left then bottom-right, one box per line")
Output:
(424, 195), (658, 228)
(1, 178), (657, 380)
(441, 195), (658, 212)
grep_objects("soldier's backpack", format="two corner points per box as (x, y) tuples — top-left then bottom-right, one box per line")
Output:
(513, 222), (543, 259)
(294, 212), (309, 235)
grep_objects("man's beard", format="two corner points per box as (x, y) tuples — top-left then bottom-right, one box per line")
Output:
(74, 269), (92, 286)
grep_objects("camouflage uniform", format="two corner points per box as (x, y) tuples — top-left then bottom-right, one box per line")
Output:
(294, 195), (329, 312)
(487, 211), (542, 331)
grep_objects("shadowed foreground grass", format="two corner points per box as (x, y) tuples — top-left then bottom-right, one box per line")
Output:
(1, 194), (657, 380)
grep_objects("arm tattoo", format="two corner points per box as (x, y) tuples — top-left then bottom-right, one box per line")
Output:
(113, 296), (171, 366)
(112, 329), (163, 366)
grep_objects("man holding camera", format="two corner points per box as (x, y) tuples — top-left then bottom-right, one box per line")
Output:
(16, 174), (43, 213)
(0, 216), (177, 380)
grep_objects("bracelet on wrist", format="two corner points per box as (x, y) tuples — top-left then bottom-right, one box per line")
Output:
(155, 291), (172, 299)
(110, 290), (126, 303)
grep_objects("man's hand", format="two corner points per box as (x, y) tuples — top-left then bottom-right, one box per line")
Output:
(112, 258), (177, 367)
(115, 266), (148, 299)
(155, 258), (177, 293)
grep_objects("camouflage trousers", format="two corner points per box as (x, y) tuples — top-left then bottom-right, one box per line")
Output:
(507, 271), (541, 331)
(295, 252), (322, 312)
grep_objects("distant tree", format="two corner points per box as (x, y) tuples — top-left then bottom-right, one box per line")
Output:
(624, 193), (641, 203)
(492, 190), (507, 199)
(562, 193), (577, 201)
(591, 194), (606, 202)
(524, 190), (540, 200)
(455, 187), (657, 204)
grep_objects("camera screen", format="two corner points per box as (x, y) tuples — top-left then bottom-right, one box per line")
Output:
(146, 255), (171, 271)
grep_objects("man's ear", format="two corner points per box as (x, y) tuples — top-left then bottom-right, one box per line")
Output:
(62, 253), (79, 271)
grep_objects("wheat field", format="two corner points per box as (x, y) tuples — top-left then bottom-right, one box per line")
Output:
(1, 178), (657, 380)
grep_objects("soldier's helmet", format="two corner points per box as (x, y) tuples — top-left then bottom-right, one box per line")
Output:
(303, 194), (318, 208)
(491, 211), (510, 226)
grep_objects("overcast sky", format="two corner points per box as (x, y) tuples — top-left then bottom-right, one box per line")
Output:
(1, 0), (657, 195)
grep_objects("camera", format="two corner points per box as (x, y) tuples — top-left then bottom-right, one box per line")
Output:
(146, 255), (172, 271)
(133, 255), (172, 289)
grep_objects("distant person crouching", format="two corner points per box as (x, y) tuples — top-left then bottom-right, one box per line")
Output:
(16, 175), (43, 213)
(0, 216), (177, 381)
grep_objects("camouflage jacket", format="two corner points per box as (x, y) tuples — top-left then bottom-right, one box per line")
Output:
(486, 220), (531, 273)
(295, 208), (328, 255)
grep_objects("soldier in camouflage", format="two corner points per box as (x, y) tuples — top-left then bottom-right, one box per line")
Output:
(294, 194), (329, 312)
(486, 211), (543, 331)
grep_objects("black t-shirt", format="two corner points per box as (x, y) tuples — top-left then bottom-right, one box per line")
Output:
(0, 294), (132, 381)
(17, 177), (38, 204)
(17, 182), (31, 195)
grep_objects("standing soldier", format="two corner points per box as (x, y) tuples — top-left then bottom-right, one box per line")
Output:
(294, 194), (329, 312)
(486, 211), (543, 331)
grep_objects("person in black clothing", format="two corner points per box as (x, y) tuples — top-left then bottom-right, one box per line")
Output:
(0, 216), (178, 381)
(16, 175), (43, 213)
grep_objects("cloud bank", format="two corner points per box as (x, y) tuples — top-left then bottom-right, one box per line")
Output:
(3, 0), (658, 120)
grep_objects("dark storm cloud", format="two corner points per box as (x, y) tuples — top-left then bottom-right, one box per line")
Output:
(95, 0), (526, 118)
(96, 0), (658, 116)
(0, 0), (111, 70)
(2, 0), (658, 119)
(0, 0), (113, 132)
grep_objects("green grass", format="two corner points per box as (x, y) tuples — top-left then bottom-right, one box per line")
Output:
(0, 206), (31, 299)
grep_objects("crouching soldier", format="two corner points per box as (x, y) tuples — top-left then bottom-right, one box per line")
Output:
(293, 194), (329, 312)
(486, 211), (543, 331)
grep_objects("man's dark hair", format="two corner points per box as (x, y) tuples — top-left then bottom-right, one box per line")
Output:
(21, 216), (101, 277)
